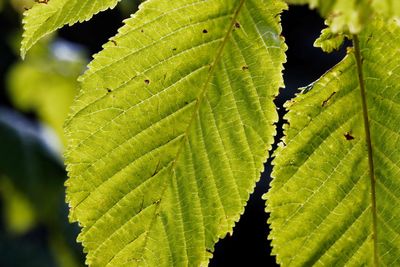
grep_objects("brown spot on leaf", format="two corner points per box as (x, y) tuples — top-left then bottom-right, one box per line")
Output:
(344, 132), (355, 140)
(111, 40), (117, 46)
(235, 22), (241, 29)
(322, 91), (336, 107)
(242, 65), (249, 71)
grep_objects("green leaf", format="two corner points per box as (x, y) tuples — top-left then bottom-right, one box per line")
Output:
(21, 0), (121, 57)
(286, 0), (400, 33)
(267, 18), (400, 266)
(314, 25), (345, 53)
(65, 0), (286, 265)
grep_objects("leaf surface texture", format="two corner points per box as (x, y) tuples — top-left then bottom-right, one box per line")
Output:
(267, 19), (400, 266)
(65, 0), (286, 265)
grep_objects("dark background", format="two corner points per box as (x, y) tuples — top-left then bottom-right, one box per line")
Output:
(0, 2), (347, 266)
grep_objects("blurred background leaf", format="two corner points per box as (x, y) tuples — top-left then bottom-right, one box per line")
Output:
(7, 38), (86, 145)
(0, 107), (84, 267)
(0, 1), (87, 266)
(10, 0), (34, 14)
(0, 0), (143, 265)
(1, 176), (36, 234)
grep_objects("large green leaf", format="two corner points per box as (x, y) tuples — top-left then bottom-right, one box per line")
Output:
(65, 0), (286, 265)
(267, 18), (400, 266)
(21, 0), (121, 57)
(286, 0), (400, 33)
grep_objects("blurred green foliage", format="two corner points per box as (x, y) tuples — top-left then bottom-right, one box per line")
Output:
(1, 177), (36, 234)
(7, 38), (85, 144)
(0, 1), (86, 267)
(0, 107), (84, 267)
(0, 0), (140, 266)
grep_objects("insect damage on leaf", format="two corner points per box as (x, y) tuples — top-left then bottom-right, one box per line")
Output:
(64, 0), (287, 266)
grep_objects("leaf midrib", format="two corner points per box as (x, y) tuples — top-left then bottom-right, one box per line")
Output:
(353, 34), (379, 267)
(137, 0), (247, 262)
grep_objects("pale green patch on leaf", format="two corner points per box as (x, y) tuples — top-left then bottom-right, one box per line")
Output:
(286, 0), (400, 33)
(267, 19), (400, 266)
(21, 0), (121, 57)
(371, 0), (400, 19)
(65, 0), (286, 265)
